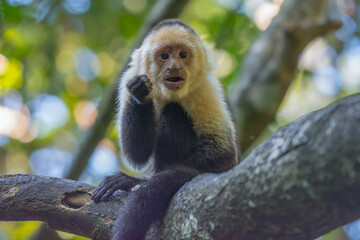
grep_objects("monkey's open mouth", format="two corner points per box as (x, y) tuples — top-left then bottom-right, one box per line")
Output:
(163, 77), (185, 90)
(166, 77), (183, 82)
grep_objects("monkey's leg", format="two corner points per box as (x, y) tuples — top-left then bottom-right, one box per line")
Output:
(111, 168), (198, 240)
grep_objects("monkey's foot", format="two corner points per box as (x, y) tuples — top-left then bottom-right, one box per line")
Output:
(92, 173), (144, 203)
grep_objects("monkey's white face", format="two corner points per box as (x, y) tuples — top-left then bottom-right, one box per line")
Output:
(140, 26), (211, 100)
(143, 41), (202, 100)
(154, 44), (191, 91)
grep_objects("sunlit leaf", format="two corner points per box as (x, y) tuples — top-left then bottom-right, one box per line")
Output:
(0, 58), (23, 90)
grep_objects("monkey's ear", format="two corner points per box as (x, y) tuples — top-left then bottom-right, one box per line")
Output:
(130, 48), (148, 74)
(130, 49), (141, 66)
(202, 43), (217, 73)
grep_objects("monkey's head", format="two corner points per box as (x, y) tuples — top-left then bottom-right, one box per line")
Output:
(132, 20), (215, 100)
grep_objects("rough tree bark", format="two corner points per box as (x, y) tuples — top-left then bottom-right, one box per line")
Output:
(0, 175), (118, 240)
(1, 93), (360, 239)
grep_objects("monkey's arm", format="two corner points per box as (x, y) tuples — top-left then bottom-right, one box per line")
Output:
(92, 74), (155, 203)
(193, 134), (238, 173)
(120, 74), (155, 167)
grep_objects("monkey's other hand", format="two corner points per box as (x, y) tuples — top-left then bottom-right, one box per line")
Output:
(126, 74), (152, 104)
(92, 173), (144, 203)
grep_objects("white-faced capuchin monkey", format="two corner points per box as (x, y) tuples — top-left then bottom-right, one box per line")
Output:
(92, 19), (240, 240)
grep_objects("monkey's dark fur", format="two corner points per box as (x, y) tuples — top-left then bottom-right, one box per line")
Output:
(92, 20), (239, 240)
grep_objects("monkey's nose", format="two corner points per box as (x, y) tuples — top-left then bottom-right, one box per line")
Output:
(167, 66), (182, 72)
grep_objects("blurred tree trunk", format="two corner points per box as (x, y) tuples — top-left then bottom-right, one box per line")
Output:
(231, 0), (341, 152)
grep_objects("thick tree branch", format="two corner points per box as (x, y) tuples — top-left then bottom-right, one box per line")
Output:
(0, 175), (121, 239)
(1, 93), (360, 239)
(157, 93), (360, 240)
(231, 0), (342, 151)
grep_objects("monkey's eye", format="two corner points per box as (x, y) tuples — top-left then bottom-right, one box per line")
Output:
(160, 53), (169, 60)
(179, 51), (188, 58)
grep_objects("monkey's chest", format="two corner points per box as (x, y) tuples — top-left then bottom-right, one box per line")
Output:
(154, 102), (197, 169)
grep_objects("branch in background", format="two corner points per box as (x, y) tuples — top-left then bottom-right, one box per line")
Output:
(2, 93), (360, 240)
(231, 0), (342, 152)
(66, 0), (190, 180)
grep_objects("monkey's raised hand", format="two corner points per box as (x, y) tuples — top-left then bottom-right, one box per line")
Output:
(126, 74), (152, 104)
(91, 173), (144, 203)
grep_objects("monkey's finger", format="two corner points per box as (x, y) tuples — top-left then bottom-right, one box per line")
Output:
(144, 81), (152, 89)
(127, 75), (143, 89)
(92, 175), (128, 202)
(92, 187), (109, 202)
(127, 79), (138, 89)
(133, 79), (147, 90)
(93, 182), (110, 195)
(91, 191), (102, 202)
(92, 185), (106, 197)
(128, 79), (147, 93)
(136, 85), (150, 96)
(101, 178), (143, 201)
(93, 185), (117, 202)
(103, 186), (122, 201)
(141, 78), (151, 84)
(139, 74), (150, 82)
(94, 176), (117, 191)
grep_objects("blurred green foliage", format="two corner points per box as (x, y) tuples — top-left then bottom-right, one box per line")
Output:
(1, 0), (359, 239)
(0, 221), (41, 240)
(0, 0), (257, 239)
